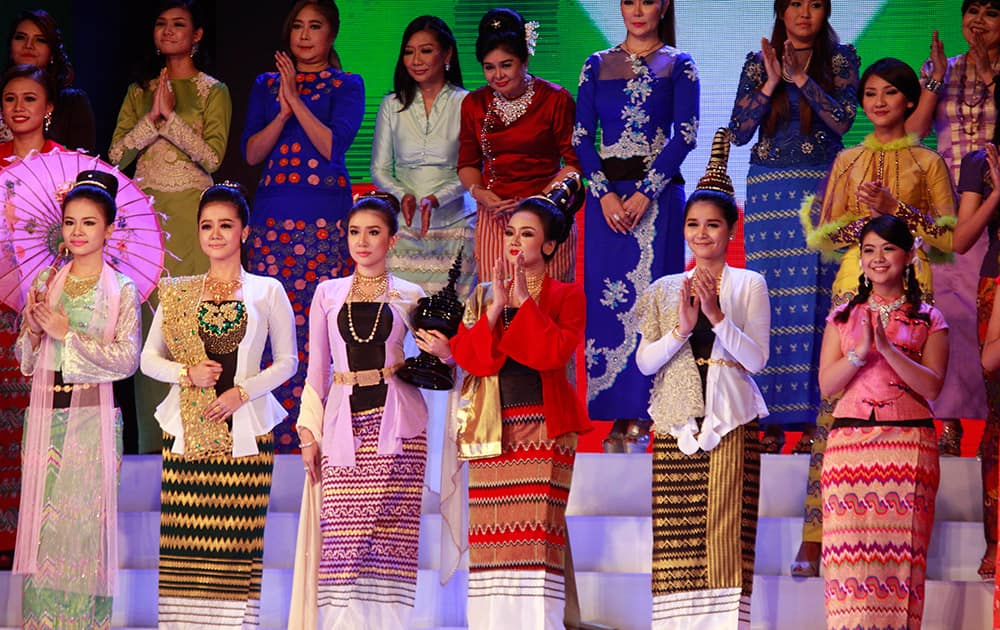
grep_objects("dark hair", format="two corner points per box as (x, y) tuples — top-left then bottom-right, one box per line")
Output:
(136, 1), (208, 88)
(6, 10), (74, 88)
(512, 194), (580, 261)
(963, 0), (1000, 13)
(63, 171), (119, 224)
(393, 16), (463, 112)
(1, 63), (54, 103)
(834, 215), (928, 324)
(349, 192), (400, 236)
(762, 0), (838, 137)
(658, 2), (676, 47)
(476, 8), (528, 64)
(282, 0), (340, 69)
(684, 189), (740, 229)
(198, 182), (250, 225)
(859, 57), (921, 120)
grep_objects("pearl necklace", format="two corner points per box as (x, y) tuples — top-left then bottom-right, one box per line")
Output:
(347, 271), (388, 344)
(866, 294), (906, 328)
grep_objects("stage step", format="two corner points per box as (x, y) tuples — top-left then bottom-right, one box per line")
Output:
(0, 452), (988, 629)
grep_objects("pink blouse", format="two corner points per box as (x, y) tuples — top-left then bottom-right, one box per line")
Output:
(830, 299), (947, 421)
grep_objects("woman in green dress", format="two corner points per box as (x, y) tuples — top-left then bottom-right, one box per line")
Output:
(109, 0), (231, 452)
(14, 170), (142, 629)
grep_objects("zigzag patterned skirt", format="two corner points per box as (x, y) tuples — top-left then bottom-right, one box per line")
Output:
(318, 407), (426, 629)
(821, 424), (939, 630)
(467, 402), (577, 630)
(158, 432), (273, 629)
(652, 420), (760, 629)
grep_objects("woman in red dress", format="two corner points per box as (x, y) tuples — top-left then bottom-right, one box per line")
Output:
(0, 64), (63, 569)
(458, 7), (581, 284)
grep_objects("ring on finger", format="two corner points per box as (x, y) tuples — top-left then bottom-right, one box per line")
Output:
(613, 214), (621, 222)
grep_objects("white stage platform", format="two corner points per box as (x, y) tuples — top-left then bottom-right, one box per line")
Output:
(0, 453), (991, 629)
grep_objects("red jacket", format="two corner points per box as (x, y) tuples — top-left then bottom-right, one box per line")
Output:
(450, 277), (591, 439)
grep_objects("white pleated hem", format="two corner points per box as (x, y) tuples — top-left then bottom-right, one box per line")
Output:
(652, 587), (750, 630)
(467, 569), (565, 630)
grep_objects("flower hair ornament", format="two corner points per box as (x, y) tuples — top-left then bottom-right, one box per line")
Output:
(524, 20), (540, 56)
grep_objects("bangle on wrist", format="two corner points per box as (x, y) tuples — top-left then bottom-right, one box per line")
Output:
(671, 325), (691, 342)
(236, 385), (250, 404)
(178, 365), (190, 386)
(298, 440), (316, 449)
(469, 183), (480, 198)
(924, 78), (944, 95)
(846, 348), (866, 368)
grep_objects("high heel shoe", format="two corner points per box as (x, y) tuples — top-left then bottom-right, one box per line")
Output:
(791, 425), (816, 454)
(624, 419), (652, 454)
(979, 545), (996, 581)
(760, 425), (786, 454)
(790, 541), (820, 578)
(938, 420), (962, 457)
(602, 419), (630, 454)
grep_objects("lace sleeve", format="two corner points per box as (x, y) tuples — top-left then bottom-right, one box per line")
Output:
(797, 45), (860, 137)
(158, 82), (231, 173)
(639, 53), (699, 198)
(728, 52), (770, 146)
(109, 85), (158, 167)
(573, 54), (609, 198)
(62, 281), (141, 383)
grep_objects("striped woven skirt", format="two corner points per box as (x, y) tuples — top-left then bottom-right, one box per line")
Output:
(0, 304), (29, 568)
(821, 424), (939, 630)
(652, 420), (760, 629)
(467, 403), (577, 630)
(158, 432), (273, 629)
(743, 164), (834, 425)
(318, 407), (427, 630)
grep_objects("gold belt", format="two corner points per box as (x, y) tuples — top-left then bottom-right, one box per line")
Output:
(332, 363), (404, 387)
(695, 358), (743, 369)
(49, 382), (97, 393)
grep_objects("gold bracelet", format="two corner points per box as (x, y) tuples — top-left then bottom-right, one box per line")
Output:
(236, 385), (250, 404)
(670, 326), (690, 342)
(178, 365), (190, 387)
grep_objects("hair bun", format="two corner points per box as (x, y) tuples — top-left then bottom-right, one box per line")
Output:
(73, 169), (119, 199)
(357, 189), (401, 215)
(479, 7), (524, 37)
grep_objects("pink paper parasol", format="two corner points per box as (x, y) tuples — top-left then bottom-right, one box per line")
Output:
(0, 149), (166, 310)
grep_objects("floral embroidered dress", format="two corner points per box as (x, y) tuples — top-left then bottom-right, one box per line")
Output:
(241, 67), (364, 452)
(14, 266), (141, 630)
(728, 43), (859, 426)
(110, 71), (232, 454)
(574, 45), (699, 419)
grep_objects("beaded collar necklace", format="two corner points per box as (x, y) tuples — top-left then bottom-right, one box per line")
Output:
(866, 293), (906, 328)
(491, 76), (535, 126)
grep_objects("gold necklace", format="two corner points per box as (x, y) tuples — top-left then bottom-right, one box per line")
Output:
(347, 272), (389, 344)
(507, 272), (545, 303)
(867, 294), (906, 328)
(205, 275), (242, 303)
(63, 273), (100, 299)
(782, 48), (813, 83)
(620, 39), (663, 59)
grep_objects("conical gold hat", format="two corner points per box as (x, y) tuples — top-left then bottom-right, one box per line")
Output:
(695, 128), (734, 196)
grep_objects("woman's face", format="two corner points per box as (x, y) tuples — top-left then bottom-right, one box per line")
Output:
(482, 47), (528, 100)
(289, 5), (335, 70)
(860, 230), (911, 290)
(963, 3), (1000, 52)
(154, 7), (202, 58)
(347, 210), (396, 272)
(10, 20), (52, 68)
(62, 198), (112, 261)
(781, 0), (827, 46)
(504, 210), (553, 269)
(861, 74), (912, 131)
(403, 29), (450, 88)
(620, 0), (667, 42)
(1, 77), (51, 137)
(198, 202), (248, 265)
(684, 201), (731, 263)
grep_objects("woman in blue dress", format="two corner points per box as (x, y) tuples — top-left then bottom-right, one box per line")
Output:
(574, 0), (699, 452)
(242, 0), (363, 451)
(728, 0), (858, 575)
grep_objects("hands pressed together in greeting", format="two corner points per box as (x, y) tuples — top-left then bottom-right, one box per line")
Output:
(24, 284), (69, 344)
(677, 267), (725, 335)
(146, 68), (177, 124)
(858, 179), (898, 216)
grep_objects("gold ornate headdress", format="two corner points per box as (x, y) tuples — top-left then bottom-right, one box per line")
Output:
(695, 128), (734, 196)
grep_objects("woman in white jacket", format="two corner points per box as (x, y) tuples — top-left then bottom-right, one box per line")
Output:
(140, 182), (297, 629)
(636, 130), (770, 629)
